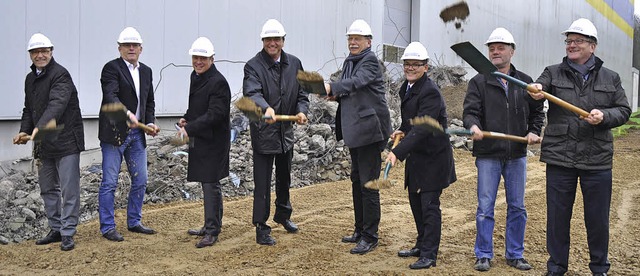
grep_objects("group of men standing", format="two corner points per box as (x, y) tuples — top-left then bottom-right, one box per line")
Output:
(14, 16), (631, 275)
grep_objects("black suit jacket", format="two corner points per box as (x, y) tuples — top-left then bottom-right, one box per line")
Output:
(392, 74), (456, 192)
(98, 57), (155, 146)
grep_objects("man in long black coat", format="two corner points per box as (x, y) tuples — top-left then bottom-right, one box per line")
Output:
(243, 19), (309, 245)
(178, 37), (231, 248)
(387, 42), (456, 269)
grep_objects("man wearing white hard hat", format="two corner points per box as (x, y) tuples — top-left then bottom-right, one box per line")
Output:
(324, 19), (392, 255)
(177, 37), (231, 248)
(386, 42), (456, 269)
(98, 27), (159, 242)
(14, 33), (85, 251)
(529, 18), (631, 276)
(243, 19), (309, 245)
(463, 27), (544, 272)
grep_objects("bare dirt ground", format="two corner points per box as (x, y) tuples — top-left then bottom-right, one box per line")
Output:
(1, 129), (639, 276)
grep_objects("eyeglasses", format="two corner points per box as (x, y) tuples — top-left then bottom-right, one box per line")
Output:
(29, 48), (51, 55)
(564, 38), (593, 45)
(403, 63), (426, 69)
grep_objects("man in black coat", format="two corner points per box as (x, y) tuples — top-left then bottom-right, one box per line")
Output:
(324, 19), (392, 255)
(387, 42), (456, 269)
(98, 27), (159, 242)
(243, 19), (309, 245)
(179, 37), (231, 248)
(14, 33), (85, 251)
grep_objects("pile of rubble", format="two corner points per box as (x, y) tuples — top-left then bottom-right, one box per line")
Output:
(0, 63), (474, 244)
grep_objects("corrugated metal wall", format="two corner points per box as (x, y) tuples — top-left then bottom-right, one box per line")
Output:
(0, 0), (635, 162)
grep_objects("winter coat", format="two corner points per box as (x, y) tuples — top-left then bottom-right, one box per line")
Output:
(243, 49), (309, 154)
(536, 56), (631, 170)
(392, 74), (456, 192)
(330, 50), (392, 148)
(20, 57), (85, 159)
(463, 64), (545, 159)
(183, 64), (231, 182)
(98, 58), (156, 146)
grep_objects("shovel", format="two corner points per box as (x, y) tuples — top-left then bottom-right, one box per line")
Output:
(234, 97), (300, 122)
(100, 102), (156, 133)
(14, 119), (64, 144)
(364, 134), (404, 190)
(296, 70), (326, 95)
(410, 115), (529, 144)
(450, 41), (590, 118)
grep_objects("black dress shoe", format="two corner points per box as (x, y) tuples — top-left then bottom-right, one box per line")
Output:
(341, 232), (361, 243)
(195, 234), (218, 248)
(350, 239), (378, 255)
(409, 257), (437, 269)
(256, 233), (276, 246)
(103, 229), (124, 242)
(60, 236), (75, 251)
(35, 230), (61, 245)
(187, 227), (205, 236)
(274, 219), (298, 233)
(398, 247), (420, 257)
(128, 224), (156, 234)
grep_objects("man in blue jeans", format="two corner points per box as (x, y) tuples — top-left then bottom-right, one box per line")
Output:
(98, 27), (159, 241)
(463, 27), (544, 271)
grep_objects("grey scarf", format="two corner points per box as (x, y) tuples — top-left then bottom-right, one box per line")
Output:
(567, 54), (596, 81)
(341, 47), (371, 79)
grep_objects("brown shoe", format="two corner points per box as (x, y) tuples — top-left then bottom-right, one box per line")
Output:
(195, 234), (217, 248)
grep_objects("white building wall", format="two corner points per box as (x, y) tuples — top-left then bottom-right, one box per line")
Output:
(414, 0), (634, 103)
(0, 0), (635, 164)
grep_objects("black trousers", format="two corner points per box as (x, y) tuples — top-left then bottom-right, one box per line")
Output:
(252, 149), (293, 234)
(546, 164), (612, 274)
(202, 181), (223, 236)
(409, 190), (442, 259)
(348, 141), (384, 243)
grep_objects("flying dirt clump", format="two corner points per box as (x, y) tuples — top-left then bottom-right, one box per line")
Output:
(439, 1), (469, 30)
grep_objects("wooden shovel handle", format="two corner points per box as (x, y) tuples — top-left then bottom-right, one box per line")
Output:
(492, 72), (590, 117)
(481, 131), (528, 144)
(262, 115), (300, 121)
(136, 122), (156, 133)
(524, 84), (590, 117)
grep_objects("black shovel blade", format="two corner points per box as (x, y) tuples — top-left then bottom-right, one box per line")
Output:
(450, 41), (498, 76)
(33, 125), (65, 141)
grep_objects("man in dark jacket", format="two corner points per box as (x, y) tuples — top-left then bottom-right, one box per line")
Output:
(243, 19), (309, 246)
(463, 28), (544, 272)
(324, 19), (392, 255)
(178, 37), (231, 248)
(98, 27), (159, 242)
(530, 18), (631, 276)
(387, 42), (456, 269)
(14, 33), (85, 251)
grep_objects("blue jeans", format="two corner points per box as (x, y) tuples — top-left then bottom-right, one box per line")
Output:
(474, 157), (528, 260)
(98, 129), (148, 234)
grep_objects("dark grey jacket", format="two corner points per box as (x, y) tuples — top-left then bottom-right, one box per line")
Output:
(20, 57), (85, 159)
(243, 49), (309, 154)
(536, 56), (631, 170)
(330, 50), (392, 148)
(463, 64), (545, 159)
(184, 64), (231, 182)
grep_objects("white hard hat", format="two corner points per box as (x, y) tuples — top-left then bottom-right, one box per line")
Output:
(485, 27), (516, 47)
(260, 19), (286, 38)
(117, 27), (143, 44)
(401, 42), (429, 61)
(346, 19), (372, 36)
(189, 37), (215, 57)
(562, 18), (598, 41)
(27, 33), (54, 51)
